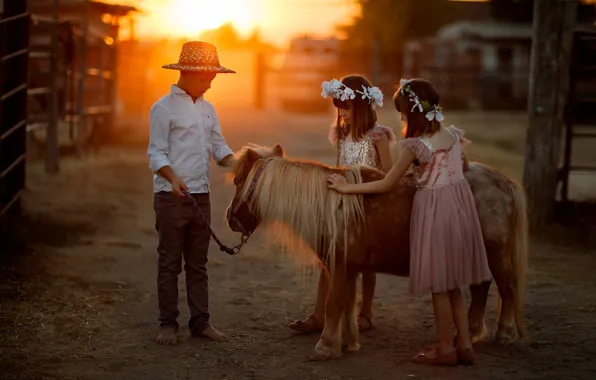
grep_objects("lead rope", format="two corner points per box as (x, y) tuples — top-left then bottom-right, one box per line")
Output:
(181, 189), (252, 255)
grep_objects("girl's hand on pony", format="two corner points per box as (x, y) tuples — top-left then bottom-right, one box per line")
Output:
(327, 173), (348, 193)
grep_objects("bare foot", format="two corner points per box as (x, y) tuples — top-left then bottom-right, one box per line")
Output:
(288, 314), (324, 334)
(157, 326), (178, 345)
(357, 314), (373, 332)
(198, 325), (228, 342)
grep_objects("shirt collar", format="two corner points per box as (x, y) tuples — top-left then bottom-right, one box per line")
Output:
(170, 84), (204, 101)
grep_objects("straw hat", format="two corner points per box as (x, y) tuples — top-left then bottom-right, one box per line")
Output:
(162, 41), (235, 73)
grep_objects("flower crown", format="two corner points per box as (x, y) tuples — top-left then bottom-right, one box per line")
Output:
(321, 78), (383, 107)
(399, 78), (444, 122)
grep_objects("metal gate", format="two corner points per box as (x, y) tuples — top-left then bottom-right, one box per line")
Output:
(0, 0), (30, 220)
(559, 28), (596, 202)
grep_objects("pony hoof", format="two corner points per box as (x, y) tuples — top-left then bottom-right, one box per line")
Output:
(312, 341), (342, 361)
(495, 327), (520, 345)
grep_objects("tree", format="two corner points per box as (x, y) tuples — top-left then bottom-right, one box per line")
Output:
(198, 23), (241, 49)
(336, 0), (458, 50)
(489, 0), (534, 23)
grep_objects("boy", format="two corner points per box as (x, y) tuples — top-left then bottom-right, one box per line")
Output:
(147, 41), (236, 345)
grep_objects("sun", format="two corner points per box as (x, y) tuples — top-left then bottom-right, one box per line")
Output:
(164, 0), (255, 37)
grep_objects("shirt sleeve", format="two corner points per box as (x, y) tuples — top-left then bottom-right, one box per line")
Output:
(210, 108), (234, 164)
(147, 103), (172, 173)
(399, 137), (432, 163)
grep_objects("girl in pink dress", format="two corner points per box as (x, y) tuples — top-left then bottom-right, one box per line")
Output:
(327, 78), (491, 366)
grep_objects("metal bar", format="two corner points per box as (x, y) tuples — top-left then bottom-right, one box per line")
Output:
(67, 68), (113, 79)
(0, 84), (27, 102)
(1, 154), (26, 179)
(0, 190), (25, 219)
(46, 0), (60, 174)
(574, 65), (596, 71)
(0, 48), (29, 62)
(561, 29), (580, 203)
(1, 120), (27, 142)
(27, 87), (51, 96)
(568, 166), (596, 171)
(0, 12), (29, 24)
(31, 15), (59, 24)
(70, 23), (112, 40)
(85, 105), (112, 115)
(573, 98), (596, 103)
(29, 51), (52, 59)
(572, 132), (596, 138)
(97, 40), (105, 113)
(108, 22), (119, 140)
(27, 122), (50, 132)
(87, 68), (113, 78)
(76, 0), (90, 157)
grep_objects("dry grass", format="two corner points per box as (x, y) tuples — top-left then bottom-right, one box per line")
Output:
(0, 216), (134, 380)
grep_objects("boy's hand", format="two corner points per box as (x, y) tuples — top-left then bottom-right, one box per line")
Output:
(171, 176), (189, 198)
(219, 154), (236, 168)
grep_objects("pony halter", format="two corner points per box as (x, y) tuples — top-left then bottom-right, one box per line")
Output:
(321, 78), (383, 107)
(399, 79), (444, 122)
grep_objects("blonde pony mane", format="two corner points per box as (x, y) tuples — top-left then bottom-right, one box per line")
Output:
(236, 145), (365, 273)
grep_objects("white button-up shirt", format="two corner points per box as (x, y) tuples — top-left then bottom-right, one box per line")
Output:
(147, 85), (234, 194)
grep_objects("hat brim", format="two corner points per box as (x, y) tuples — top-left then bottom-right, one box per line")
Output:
(162, 64), (236, 73)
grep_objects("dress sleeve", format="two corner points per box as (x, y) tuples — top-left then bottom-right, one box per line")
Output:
(448, 125), (471, 146)
(368, 124), (397, 147)
(399, 137), (432, 163)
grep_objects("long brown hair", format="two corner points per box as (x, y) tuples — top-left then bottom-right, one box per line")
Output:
(332, 75), (378, 141)
(393, 78), (441, 139)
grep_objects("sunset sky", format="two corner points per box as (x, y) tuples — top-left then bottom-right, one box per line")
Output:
(110, 0), (359, 45)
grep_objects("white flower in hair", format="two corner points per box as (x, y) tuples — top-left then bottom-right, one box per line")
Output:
(409, 95), (423, 113)
(400, 78), (412, 89)
(426, 105), (444, 122)
(339, 86), (356, 101)
(321, 79), (343, 98)
(367, 86), (383, 107)
(357, 85), (383, 107)
(358, 85), (370, 100)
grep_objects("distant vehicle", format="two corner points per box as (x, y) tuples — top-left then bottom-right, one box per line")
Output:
(277, 36), (339, 113)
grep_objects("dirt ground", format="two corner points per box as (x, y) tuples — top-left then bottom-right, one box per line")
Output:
(1, 109), (596, 380)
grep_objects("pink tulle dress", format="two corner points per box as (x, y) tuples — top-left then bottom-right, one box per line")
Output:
(401, 126), (491, 295)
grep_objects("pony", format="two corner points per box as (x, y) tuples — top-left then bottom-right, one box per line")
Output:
(226, 144), (529, 361)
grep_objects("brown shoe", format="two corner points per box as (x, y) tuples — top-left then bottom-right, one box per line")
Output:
(457, 347), (475, 366)
(411, 348), (458, 367)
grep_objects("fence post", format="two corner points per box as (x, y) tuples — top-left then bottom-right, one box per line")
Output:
(522, 0), (577, 228)
(75, 0), (89, 156)
(371, 36), (380, 85)
(46, 0), (60, 174)
(254, 51), (264, 110)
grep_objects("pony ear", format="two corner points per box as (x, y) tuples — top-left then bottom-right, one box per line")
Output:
(272, 144), (284, 157)
(246, 148), (261, 164)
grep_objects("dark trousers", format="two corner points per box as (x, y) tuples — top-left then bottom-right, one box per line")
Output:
(153, 191), (211, 334)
